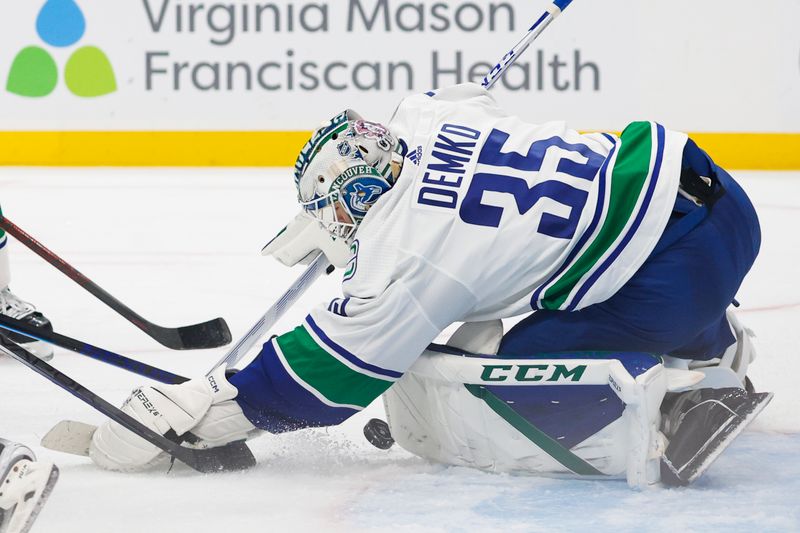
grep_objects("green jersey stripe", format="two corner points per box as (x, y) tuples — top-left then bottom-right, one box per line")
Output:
(271, 340), (364, 411)
(276, 325), (393, 409)
(539, 122), (654, 310)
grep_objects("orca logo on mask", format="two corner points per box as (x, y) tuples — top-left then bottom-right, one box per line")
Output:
(341, 177), (391, 220)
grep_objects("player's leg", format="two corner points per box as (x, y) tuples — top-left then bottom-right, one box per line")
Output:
(0, 205), (55, 361)
(501, 140), (761, 367)
(0, 438), (59, 533)
(500, 141), (767, 485)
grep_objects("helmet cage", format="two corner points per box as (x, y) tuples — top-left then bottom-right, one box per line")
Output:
(299, 163), (391, 240)
(294, 110), (397, 240)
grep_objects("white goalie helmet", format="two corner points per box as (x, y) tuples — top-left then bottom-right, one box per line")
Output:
(294, 109), (399, 240)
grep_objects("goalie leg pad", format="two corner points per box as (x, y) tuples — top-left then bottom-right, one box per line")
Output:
(446, 320), (503, 355)
(716, 311), (758, 384)
(664, 311), (759, 391)
(384, 348), (669, 488)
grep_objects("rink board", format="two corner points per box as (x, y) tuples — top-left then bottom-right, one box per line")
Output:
(0, 131), (798, 170)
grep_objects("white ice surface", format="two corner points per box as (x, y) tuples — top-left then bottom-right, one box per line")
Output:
(1, 169), (798, 533)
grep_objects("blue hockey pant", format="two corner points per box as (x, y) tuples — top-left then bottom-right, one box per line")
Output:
(500, 139), (761, 360)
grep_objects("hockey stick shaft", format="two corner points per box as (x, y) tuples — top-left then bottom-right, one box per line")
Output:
(0, 314), (188, 385)
(0, 333), (255, 473)
(206, 253), (332, 375)
(482, 0), (574, 89)
(0, 215), (231, 350)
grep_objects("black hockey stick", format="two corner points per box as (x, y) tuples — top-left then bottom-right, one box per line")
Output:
(0, 215), (231, 350)
(0, 333), (255, 473)
(0, 314), (188, 385)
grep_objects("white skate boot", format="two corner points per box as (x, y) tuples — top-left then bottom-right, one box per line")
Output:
(0, 288), (54, 361)
(0, 439), (59, 533)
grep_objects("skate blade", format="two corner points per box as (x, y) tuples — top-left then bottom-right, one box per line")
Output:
(683, 392), (774, 484)
(41, 421), (97, 457)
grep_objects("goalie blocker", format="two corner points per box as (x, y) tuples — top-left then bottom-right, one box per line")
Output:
(382, 322), (770, 488)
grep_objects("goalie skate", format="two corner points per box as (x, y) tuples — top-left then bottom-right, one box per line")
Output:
(660, 387), (773, 486)
(0, 440), (59, 533)
(0, 288), (54, 362)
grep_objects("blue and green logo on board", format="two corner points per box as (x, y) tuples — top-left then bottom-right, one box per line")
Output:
(6, 0), (116, 98)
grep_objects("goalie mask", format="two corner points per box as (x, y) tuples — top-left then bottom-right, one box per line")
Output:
(294, 110), (398, 240)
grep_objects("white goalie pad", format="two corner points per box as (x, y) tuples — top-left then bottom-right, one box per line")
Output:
(663, 311), (758, 391)
(384, 347), (703, 488)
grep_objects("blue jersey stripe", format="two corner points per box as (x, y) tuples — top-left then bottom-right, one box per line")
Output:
(305, 315), (404, 379)
(230, 339), (358, 432)
(567, 124), (666, 311)
(530, 136), (617, 309)
(0, 236), (6, 250)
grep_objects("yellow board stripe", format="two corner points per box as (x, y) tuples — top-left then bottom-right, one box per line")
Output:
(0, 131), (310, 167)
(688, 133), (800, 171)
(0, 131), (798, 170)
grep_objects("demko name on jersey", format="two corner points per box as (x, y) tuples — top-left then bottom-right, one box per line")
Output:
(417, 123), (481, 210)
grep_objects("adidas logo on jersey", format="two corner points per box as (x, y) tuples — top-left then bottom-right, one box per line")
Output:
(408, 146), (423, 166)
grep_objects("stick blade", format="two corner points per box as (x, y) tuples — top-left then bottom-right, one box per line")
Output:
(188, 441), (258, 473)
(41, 420), (97, 457)
(152, 317), (232, 350)
(180, 317), (232, 349)
(41, 420), (256, 473)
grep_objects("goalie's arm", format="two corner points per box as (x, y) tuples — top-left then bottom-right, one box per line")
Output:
(229, 275), (472, 432)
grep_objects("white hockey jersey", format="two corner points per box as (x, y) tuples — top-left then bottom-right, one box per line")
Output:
(270, 84), (687, 412)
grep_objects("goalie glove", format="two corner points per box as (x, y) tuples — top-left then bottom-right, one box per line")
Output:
(89, 367), (257, 472)
(261, 211), (353, 268)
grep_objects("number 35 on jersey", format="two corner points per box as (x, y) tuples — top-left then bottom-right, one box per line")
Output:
(413, 121), (605, 240)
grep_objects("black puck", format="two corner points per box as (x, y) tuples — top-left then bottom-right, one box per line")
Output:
(363, 419), (395, 450)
